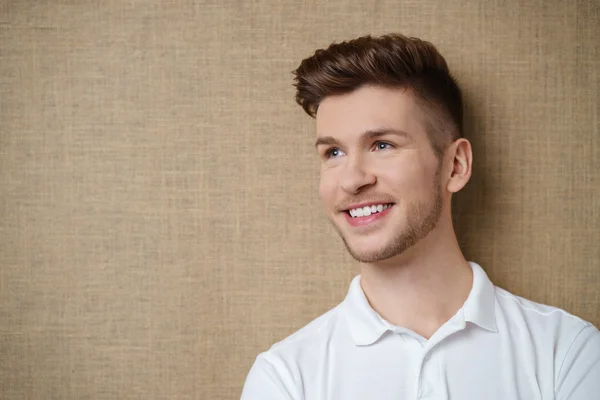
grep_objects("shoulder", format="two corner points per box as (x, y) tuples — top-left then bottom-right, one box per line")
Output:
(242, 304), (347, 400)
(262, 303), (346, 362)
(492, 285), (599, 380)
(493, 285), (592, 333)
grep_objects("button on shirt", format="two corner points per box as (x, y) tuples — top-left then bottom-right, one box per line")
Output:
(241, 263), (600, 399)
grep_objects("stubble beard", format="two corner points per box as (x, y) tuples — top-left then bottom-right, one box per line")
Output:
(333, 169), (444, 264)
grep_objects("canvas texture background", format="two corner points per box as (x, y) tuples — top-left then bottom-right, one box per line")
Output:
(1, 0), (598, 399)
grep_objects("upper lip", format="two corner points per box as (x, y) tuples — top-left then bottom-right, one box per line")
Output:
(342, 201), (394, 211)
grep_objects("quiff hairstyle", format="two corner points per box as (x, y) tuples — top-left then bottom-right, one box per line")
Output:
(293, 33), (463, 159)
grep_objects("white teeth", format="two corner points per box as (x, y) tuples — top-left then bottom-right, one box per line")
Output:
(348, 203), (393, 218)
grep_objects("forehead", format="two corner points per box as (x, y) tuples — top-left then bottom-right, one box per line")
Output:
(315, 85), (426, 140)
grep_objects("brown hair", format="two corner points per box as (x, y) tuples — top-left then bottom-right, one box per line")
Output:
(293, 33), (463, 158)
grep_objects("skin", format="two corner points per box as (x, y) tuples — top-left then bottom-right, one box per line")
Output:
(315, 85), (474, 339)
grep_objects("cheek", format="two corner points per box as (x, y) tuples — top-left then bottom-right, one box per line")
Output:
(318, 169), (339, 205)
(377, 161), (432, 197)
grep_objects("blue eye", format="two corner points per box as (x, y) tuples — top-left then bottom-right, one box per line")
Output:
(374, 141), (393, 150)
(325, 148), (345, 159)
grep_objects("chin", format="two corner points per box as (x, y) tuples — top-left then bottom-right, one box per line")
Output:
(343, 237), (400, 264)
(341, 221), (430, 263)
(348, 247), (398, 264)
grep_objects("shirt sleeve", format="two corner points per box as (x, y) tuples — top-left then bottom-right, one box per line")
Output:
(555, 324), (600, 399)
(240, 355), (298, 400)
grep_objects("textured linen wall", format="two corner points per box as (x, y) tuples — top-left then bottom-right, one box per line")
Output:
(1, 1), (598, 399)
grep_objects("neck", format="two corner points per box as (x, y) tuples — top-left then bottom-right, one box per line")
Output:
(359, 216), (472, 339)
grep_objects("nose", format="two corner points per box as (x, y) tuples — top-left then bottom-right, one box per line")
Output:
(339, 155), (376, 194)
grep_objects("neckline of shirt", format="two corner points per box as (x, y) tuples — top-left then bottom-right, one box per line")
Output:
(341, 261), (498, 346)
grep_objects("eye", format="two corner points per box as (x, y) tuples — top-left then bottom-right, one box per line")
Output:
(373, 141), (393, 151)
(324, 147), (346, 159)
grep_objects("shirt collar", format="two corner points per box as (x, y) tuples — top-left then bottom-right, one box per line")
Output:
(463, 262), (498, 332)
(341, 261), (498, 346)
(341, 275), (389, 346)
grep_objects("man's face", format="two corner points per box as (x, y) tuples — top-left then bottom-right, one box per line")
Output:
(315, 85), (445, 263)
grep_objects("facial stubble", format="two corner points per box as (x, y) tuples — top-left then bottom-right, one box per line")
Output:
(333, 166), (444, 264)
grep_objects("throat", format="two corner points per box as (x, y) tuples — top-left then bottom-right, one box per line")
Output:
(359, 260), (473, 339)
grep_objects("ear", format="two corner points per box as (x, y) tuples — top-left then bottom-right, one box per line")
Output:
(446, 138), (472, 193)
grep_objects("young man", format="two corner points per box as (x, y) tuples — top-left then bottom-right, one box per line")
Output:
(241, 34), (600, 399)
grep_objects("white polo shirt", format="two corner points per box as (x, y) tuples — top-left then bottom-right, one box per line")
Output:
(241, 262), (600, 399)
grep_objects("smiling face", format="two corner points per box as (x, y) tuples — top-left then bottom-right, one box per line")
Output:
(315, 85), (446, 263)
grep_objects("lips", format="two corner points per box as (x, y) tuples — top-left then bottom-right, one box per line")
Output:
(342, 202), (395, 227)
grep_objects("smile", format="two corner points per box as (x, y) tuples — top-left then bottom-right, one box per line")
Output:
(348, 203), (394, 218)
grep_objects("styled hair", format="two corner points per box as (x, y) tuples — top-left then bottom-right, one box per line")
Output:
(292, 33), (463, 158)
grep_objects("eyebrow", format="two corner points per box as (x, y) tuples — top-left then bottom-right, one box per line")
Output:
(314, 128), (411, 148)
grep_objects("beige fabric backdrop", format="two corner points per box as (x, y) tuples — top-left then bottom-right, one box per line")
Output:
(1, 0), (598, 399)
